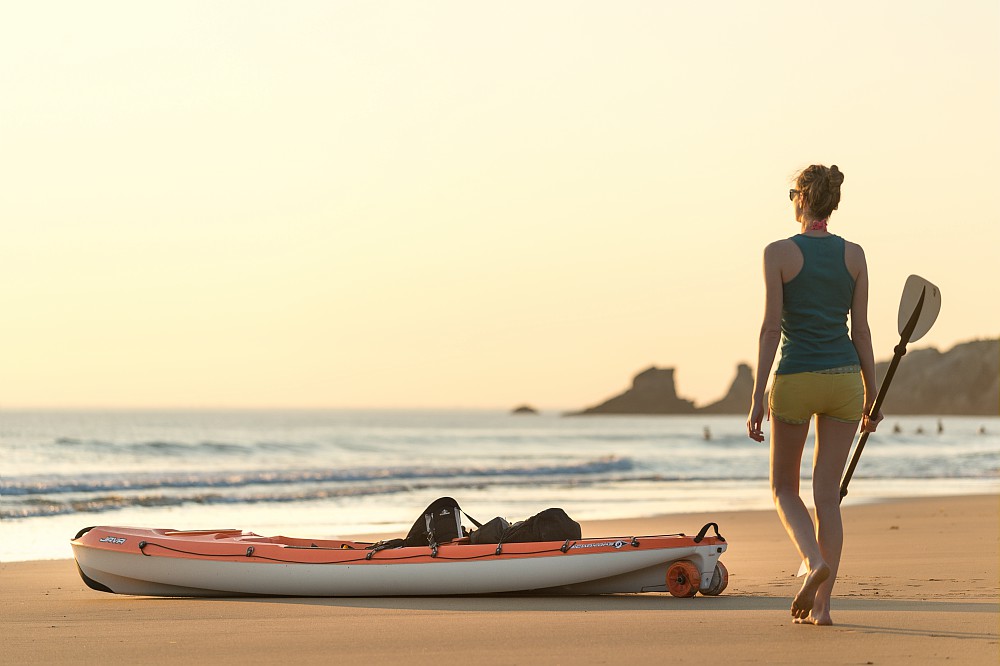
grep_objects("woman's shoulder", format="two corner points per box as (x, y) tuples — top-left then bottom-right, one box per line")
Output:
(764, 237), (800, 259)
(839, 237), (868, 277)
(840, 236), (867, 259)
(763, 238), (805, 278)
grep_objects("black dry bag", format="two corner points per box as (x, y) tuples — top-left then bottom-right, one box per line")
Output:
(503, 508), (581, 543)
(470, 508), (581, 544)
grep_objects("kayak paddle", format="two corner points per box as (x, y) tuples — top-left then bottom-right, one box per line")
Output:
(839, 274), (941, 502)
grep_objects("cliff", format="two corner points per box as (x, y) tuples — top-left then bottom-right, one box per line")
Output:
(875, 338), (998, 415)
(568, 338), (999, 416)
(569, 367), (696, 415)
(698, 363), (754, 414)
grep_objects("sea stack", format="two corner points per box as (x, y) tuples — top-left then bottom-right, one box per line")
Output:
(569, 367), (696, 415)
(698, 363), (754, 414)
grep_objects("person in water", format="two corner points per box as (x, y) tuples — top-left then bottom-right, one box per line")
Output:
(747, 164), (883, 626)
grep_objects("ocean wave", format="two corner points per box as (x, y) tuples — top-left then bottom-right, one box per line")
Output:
(0, 456), (634, 497)
(0, 454), (777, 519)
(0, 482), (416, 519)
(0, 471), (780, 520)
(54, 437), (277, 455)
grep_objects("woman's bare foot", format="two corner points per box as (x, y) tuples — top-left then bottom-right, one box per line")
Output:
(791, 562), (830, 619)
(793, 610), (833, 626)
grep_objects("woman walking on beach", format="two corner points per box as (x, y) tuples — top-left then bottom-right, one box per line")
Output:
(747, 164), (882, 626)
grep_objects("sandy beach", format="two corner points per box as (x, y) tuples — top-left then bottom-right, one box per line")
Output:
(3, 494), (997, 665)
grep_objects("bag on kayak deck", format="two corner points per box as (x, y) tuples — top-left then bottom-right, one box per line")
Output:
(370, 499), (580, 552)
(504, 508), (581, 543)
(468, 516), (511, 545)
(471, 508), (581, 544)
(403, 497), (465, 548)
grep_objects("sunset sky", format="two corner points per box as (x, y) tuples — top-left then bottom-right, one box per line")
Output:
(2, 1), (998, 409)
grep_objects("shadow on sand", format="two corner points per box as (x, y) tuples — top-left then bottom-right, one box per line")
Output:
(149, 592), (994, 615)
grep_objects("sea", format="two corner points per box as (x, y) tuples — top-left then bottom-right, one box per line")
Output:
(2, 410), (998, 563)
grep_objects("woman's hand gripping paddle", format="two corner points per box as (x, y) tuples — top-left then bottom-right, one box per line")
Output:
(796, 275), (941, 577)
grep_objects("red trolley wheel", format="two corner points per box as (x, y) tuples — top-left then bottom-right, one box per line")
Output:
(666, 560), (701, 598)
(699, 561), (729, 596)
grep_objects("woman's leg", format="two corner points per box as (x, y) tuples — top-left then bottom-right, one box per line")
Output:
(798, 416), (859, 625)
(770, 418), (829, 619)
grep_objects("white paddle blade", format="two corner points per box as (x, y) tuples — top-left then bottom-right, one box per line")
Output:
(898, 275), (941, 343)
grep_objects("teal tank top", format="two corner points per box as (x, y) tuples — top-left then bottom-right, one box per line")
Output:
(775, 234), (860, 374)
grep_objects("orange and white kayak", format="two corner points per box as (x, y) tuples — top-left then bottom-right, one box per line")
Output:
(71, 524), (728, 598)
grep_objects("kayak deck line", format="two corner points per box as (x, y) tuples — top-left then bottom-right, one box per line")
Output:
(132, 533), (699, 565)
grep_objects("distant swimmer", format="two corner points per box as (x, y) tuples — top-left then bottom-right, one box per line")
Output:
(979, 425), (987, 435)
(893, 423), (902, 434)
(937, 419), (944, 434)
(703, 426), (712, 441)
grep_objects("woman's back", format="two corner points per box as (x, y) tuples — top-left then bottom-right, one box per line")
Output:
(777, 234), (859, 374)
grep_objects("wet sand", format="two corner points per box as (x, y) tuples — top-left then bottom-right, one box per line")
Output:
(2, 494), (997, 665)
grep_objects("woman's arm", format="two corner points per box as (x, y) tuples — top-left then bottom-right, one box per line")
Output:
(748, 242), (785, 442)
(847, 244), (882, 432)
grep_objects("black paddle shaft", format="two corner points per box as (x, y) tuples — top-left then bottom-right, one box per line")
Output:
(839, 287), (927, 502)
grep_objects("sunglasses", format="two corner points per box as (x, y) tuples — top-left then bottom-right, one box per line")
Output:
(788, 189), (800, 201)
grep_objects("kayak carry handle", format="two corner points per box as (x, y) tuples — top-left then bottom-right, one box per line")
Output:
(693, 523), (725, 543)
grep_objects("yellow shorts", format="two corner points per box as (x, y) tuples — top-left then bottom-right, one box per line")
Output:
(769, 369), (864, 425)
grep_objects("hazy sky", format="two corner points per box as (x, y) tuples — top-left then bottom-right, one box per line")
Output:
(2, 1), (998, 409)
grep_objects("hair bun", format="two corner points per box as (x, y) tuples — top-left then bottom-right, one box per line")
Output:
(828, 164), (845, 188)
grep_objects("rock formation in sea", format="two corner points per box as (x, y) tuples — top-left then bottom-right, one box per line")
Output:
(698, 363), (754, 414)
(511, 405), (539, 415)
(569, 367), (696, 415)
(567, 338), (998, 416)
(875, 338), (998, 415)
